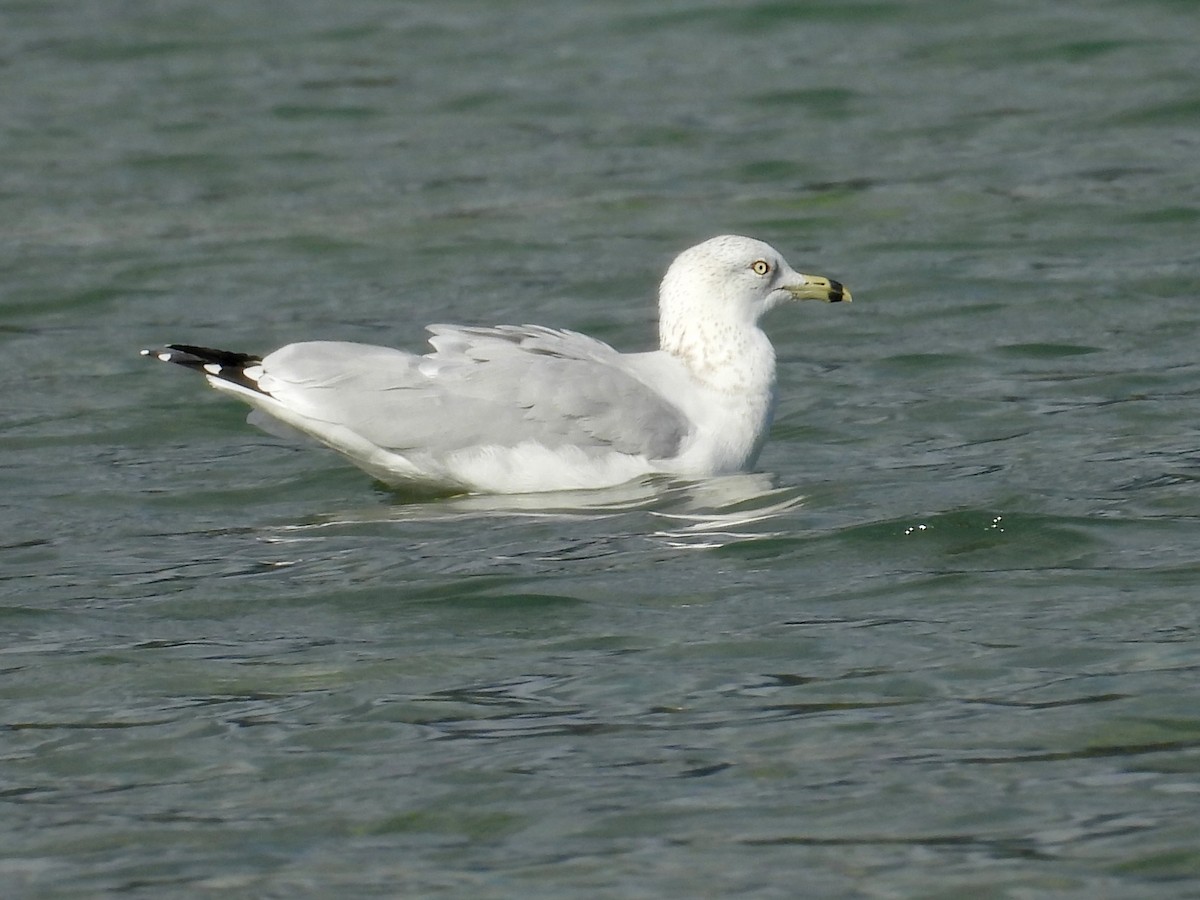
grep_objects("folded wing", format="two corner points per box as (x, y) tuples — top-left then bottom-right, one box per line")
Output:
(255, 325), (691, 462)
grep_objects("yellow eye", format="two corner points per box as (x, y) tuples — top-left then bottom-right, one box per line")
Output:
(751, 260), (770, 276)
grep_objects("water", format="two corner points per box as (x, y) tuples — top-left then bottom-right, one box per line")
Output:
(3, 1), (1200, 896)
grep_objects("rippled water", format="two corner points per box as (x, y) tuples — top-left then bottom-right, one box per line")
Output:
(3, 1), (1200, 897)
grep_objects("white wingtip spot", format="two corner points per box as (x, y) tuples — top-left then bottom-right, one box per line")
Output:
(157, 352), (173, 362)
(139, 349), (152, 357)
(243, 364), (264, 382)
(203, 363), (222, 375)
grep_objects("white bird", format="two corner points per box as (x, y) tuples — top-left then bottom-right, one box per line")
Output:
(142, 235), (850, 494)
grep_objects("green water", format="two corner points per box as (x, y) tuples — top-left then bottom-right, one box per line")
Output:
(3, 1), (1200, 897)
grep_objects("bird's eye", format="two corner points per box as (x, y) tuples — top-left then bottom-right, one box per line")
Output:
(751, 260), (771, 276)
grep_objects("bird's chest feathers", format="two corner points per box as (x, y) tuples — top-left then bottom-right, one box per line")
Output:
(662, 324), (779, 472)
(691, 382), (777, 471)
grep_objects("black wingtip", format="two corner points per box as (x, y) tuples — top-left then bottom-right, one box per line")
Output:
(142, 344), (268, 393)
(166, 344), (261, 367)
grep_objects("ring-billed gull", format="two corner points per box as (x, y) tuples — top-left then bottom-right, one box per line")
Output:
(142, 235), (850, 494)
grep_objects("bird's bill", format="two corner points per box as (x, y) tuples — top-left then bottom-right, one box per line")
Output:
(786, 275), (851, 304)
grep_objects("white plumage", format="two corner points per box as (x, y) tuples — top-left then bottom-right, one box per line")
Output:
(143, 235), (849, 494)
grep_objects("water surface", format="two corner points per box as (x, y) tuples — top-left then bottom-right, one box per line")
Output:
(3, 1), (1200, 896)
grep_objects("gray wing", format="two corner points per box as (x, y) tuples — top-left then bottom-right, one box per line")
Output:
(256, 326), (691, 460)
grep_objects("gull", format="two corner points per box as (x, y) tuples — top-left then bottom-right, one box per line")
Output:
(142, 235), (849, 494)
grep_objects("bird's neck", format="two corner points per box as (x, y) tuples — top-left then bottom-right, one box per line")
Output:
(659, 316), (777, 396)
